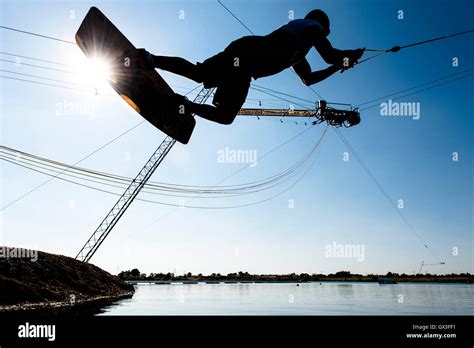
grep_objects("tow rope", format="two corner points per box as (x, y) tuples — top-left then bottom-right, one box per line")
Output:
(358, 29), (474, 64)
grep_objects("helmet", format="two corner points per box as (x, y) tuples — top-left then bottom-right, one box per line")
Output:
(305, 9), (330, 36)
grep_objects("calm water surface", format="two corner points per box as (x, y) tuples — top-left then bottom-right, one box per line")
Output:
(99, 282), (473, 315)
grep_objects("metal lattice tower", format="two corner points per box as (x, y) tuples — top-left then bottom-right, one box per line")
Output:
(76, 87), (214, 262)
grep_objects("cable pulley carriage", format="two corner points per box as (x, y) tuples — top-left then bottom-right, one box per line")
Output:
(312, 100), (361, 128)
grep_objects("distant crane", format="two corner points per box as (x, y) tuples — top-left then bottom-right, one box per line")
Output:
(418, 261), (446, 274)
(75, 91), (359, 262)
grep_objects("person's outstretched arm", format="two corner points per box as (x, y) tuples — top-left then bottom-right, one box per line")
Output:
(315, 37), (364, 65)
(293, 58), (341, 86)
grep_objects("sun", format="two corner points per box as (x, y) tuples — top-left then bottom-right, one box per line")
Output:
(86, 57), (113, 84)
(71, 51), (114, 92)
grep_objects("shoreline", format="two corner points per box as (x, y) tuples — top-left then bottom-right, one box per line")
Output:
(119, 270), (472, 284)
(126, 279), (472, 284)
(0, 292), (134, 317)
(121, 276), (473, 284)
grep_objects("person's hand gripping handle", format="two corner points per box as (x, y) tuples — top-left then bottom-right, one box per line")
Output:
(340, 48), (365, 73)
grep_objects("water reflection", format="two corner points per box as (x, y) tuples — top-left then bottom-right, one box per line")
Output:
(99, 282), (474, 315)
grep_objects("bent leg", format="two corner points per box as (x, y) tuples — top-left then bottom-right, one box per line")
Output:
(185, 76), (250, 125)
(153, 55), (203, 83)
(185, 103), (225, 124)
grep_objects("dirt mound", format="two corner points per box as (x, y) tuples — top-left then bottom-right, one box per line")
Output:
(0, 247), (134, 312)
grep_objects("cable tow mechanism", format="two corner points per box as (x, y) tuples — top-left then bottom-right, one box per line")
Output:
(313, 100), (361, 128)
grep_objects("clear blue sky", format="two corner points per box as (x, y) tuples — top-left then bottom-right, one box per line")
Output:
(0, 0), (472, 276)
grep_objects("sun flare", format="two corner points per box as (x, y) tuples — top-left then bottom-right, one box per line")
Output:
(71, 51), (113, 92)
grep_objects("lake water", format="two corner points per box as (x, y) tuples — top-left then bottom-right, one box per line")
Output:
(99, 282), (473, 315)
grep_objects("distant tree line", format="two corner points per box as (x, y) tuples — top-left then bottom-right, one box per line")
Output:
(117, 270), (473, 283)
